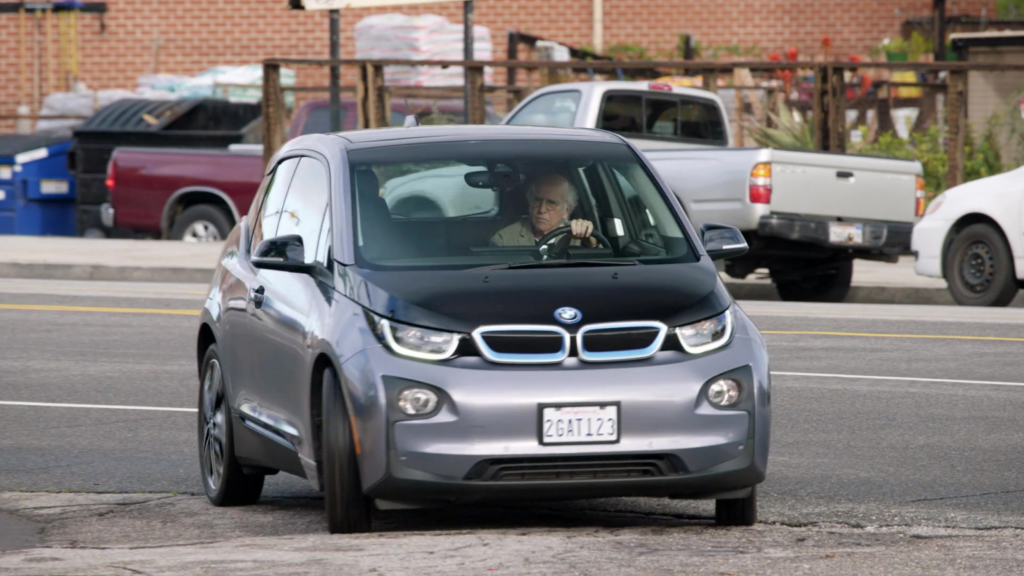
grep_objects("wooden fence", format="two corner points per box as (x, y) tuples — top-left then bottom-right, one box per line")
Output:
(261, 58), (1024, 190)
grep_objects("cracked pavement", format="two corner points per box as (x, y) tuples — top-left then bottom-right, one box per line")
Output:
(2, 284), (1024, 573)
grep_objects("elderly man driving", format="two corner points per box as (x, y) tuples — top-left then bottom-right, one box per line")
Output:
(490, 173), (597, 247)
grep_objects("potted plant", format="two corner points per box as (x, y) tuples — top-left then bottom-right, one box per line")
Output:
(881, 36), (908, 62)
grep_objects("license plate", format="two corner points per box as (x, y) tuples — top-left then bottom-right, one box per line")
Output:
(828, 222), (864, 245)
(539, 404), (619, 445)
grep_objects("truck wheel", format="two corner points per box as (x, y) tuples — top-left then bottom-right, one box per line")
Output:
(772, 259), (853, 302)
(944, 223), (1019, 307)
(715, 486), (757, 526)
(171, 205), (232, 243)
(322, 367), (372, 534)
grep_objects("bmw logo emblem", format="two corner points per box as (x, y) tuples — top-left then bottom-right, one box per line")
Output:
(554, 307), (582, 325)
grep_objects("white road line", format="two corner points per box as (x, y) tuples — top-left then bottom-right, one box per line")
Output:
(773, 371), (1024, 388)
(0, 400), (196, 412)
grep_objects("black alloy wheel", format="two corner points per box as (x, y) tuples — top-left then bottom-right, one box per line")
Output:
(322, 367), (373, 534)
(198, 344), (264, 506)
(944, 223), (1019, 307)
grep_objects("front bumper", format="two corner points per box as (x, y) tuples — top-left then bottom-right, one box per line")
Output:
(338, 313), (770, 504)
(911, 216), (951, 278)
(759, 213), (914, 255)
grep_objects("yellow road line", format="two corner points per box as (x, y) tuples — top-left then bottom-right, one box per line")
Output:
(745, 309), (1024, 321)
(762, 330), (1024, 342)
(0, 304), (199, 316)
(0, 284), (207, 296)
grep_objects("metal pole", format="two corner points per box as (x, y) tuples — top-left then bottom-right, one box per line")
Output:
(933, 0), (947, 63)
(463, 0), (474, 124)
(329, 9), (341, 132)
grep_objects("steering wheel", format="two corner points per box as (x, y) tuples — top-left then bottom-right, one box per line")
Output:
(536, 225), (612, 259)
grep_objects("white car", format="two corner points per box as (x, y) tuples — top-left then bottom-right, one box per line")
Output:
(912, 166), (1024, 306)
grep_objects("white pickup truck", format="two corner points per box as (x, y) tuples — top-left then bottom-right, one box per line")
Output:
(503, 81), (926, 302)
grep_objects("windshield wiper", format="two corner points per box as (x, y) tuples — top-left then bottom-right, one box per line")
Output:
(473, 259), (640, 271)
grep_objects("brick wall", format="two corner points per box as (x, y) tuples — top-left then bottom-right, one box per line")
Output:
(0, 0), (997, 131)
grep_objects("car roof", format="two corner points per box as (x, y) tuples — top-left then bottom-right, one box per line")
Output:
(332, 124), (625, 148)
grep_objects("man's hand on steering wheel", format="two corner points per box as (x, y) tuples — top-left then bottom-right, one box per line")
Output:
(569, 219), (598, 248)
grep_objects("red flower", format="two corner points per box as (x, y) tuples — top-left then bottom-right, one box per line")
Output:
(785, 47), (799, 61)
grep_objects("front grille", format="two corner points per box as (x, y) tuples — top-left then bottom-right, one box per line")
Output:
(465, 455), (681, 482)
(481, 331), (565, 355)
(472, 325), (570, 364)
(576, 321), (668, 363)
(581, 327), (662, 353)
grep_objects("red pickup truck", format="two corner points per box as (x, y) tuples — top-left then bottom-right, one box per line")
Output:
(104, 98), (499, 241)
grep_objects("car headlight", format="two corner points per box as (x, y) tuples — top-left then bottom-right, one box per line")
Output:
(371, 315), (462, 361)
(675, 308), (733, 354)
(924, 194), (945, 216)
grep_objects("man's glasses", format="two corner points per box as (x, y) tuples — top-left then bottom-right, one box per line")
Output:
(529, 196), (565, 212)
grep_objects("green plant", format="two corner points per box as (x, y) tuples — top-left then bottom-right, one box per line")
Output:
(907, 31), (931, 61)
(1004, 91), (1024, 167)
(998, 0), (1024, 18)
(747, 104), (814, 150)
(881, 36), (908, 54)
(964, 115), (1004, 182)
(854, 114), (1004, 197)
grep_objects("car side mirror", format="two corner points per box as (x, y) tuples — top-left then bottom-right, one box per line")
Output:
(700, 223), (748, 261)
(251, 234), (314, 274)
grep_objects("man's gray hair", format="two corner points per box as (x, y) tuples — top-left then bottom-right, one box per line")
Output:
(527, 173), (579, 210)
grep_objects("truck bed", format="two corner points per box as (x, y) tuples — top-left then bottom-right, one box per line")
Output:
(643, 147), (922, 231)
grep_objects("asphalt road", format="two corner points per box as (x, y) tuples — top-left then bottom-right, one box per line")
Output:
(2, 278), (1024, 574)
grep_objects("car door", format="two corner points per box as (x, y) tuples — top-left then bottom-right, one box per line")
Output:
(246, 156), (332, 449)
(223, 157), (299, 413)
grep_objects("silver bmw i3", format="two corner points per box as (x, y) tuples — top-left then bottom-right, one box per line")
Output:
(196, 124), (770, 533)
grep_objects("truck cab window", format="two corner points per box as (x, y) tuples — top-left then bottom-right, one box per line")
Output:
(506, 91), (581, 128)
(646, 99), (679, 136)
(599, 95), (643, 135)
(679, 100), (726, 143)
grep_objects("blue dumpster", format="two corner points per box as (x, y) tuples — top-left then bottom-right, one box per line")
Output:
(0, 135), (77, 236)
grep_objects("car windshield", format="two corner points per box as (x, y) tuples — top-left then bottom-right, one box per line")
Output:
(348, 139), (695, 270)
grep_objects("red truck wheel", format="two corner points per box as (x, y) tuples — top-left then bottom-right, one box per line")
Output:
(171, 205), (233, 243)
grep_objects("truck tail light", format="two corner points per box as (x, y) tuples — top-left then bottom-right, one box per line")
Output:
(914, 175), (926, 217)
(105, 159), (115, 192)
(749, 163), (771, 204)
(648, 82), (674, 92)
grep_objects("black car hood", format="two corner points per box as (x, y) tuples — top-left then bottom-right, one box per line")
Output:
(341, 258), (732, 334)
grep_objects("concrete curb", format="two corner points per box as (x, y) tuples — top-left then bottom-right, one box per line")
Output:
(0, 263), (213, 285)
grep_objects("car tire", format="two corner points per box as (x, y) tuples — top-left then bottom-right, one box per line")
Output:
(171, 205), (232, 243)
(772, 259), (853, 303)
(198, 344), (265, 506)
(944, 223), (1019, 307)
(715, 486), (757, 526)
(322, 367), (372, 534)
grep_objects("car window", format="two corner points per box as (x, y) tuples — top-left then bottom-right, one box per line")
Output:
(506, 91), (581, 128)
(301, 106), (349, 134)
(614, 168), (662, 246)
(276, 157), (330, 264)
(348, 140), (694, 270)
(646, 98), (678, 136)
(376, 163), (498, 219)
(250, 157), (299, 252)
(314, 207), (332, 267)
